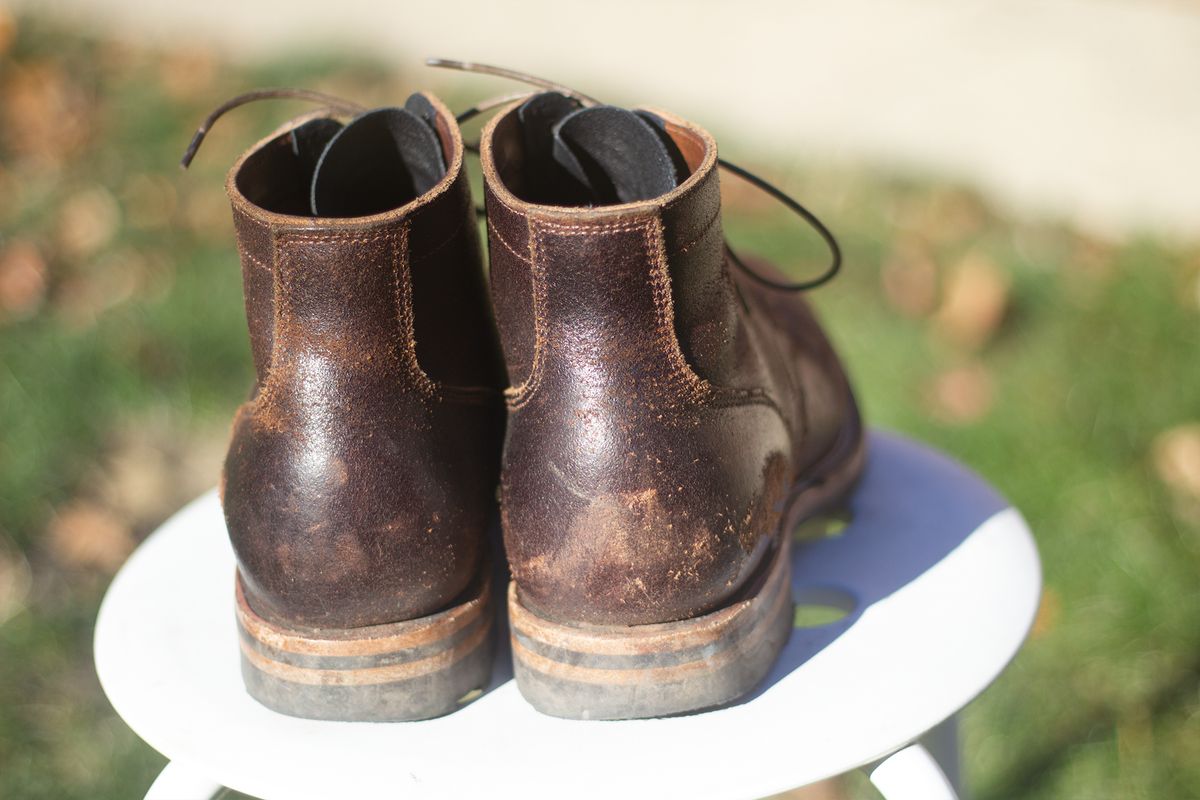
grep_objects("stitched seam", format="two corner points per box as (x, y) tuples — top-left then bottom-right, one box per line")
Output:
(386, 222), (439, 400)
(639, 219), (783, 419)
(262, 228), (442, 406)
(504, 221), (549, 408)
(280, 231), (398, 244)
(487, 220), (530, 263)
(487, 209), (721, 266)
(504, 216), (774, 412)
(534, 219), (649, 235)
(252, 232), (290, 431)
(268, 213), (469, 263)
(643, 215), (713, 404)
(241, 251), (271, 273)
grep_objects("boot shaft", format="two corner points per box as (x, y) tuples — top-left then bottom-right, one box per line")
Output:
(481, 99), (803, 626)
(484, 107), (745, 399)
(221, 94), (504, 629)
(228, 109), (500, 395)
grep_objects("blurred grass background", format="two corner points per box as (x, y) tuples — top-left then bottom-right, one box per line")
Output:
(0, 12), (1198, 800)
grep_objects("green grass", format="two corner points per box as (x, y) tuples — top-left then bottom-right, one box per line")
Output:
(1, 16), (1197, 800)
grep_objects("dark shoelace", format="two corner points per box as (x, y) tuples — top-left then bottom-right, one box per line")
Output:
(431, 59), (841, 293)
(181, 63), (841, 291)
(180, 88), (367, 170)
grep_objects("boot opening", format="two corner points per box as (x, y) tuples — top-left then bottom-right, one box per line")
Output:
(491, 92), (704, 208)
(234, 93), (449, 218)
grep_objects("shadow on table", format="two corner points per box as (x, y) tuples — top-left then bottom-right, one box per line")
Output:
(740, 430), (1010, 705)
(471, 430), (1010, 707)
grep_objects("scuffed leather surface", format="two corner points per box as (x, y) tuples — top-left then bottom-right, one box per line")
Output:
(482, 104), (859, 627)
(221, 95), (504, 629)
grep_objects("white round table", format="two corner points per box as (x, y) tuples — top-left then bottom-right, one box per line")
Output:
(95, 431), (1041, 799)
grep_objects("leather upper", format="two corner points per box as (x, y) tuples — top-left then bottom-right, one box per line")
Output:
(221, 94), (504, 629)
(482, 102), (861, 627)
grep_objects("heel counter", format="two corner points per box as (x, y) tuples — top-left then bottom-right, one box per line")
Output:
(501, 383), (791, 627)
(222, 397), (489, 629)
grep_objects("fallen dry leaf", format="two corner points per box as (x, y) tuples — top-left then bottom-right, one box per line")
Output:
(1, 61), (92, 166)
(1031, 586), (1061, 639)
(53, 248), (144, 328)
(0, 9), (15, 58)
(99, 431), (176, 524)
(57, 186), (121, 259)
(0, 239), (48, 321)
(83, 418), (227, 532)
(933, 189), (989, 244)
(881, 238), (939, 318)
(934, 251), (1011, 350)
(892, 187), (989, 247)
(926, 362), (994, 424)
(47, 501), (134, 573)
(0, 164), (16, 225)
(1153, 424), (1200, 500)
(0, 533), (32, 626)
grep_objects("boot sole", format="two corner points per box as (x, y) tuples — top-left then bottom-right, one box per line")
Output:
(234, 562), (494, 722)
(509, 536), (793, 720)
(509, 415), (866, 720)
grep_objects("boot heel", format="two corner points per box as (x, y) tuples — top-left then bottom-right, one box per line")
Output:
(508, 540), (794, 720)
(235, 563), (494, 722)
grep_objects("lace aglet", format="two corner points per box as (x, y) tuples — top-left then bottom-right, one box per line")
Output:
(425, 57), (467, 70)
(180, 128), (206, 170)
(422, 58), (599, 106)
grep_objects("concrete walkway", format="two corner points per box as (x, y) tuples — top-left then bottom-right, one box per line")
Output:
(13, 0), (1200, 239)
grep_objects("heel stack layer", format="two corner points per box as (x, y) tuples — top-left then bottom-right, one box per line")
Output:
(235, 564), (494, 721)
(508, 540), (793, 719)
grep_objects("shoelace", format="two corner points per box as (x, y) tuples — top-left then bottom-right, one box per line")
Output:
(181, 64), (841, 291)
(180, 88), (367, 170)
(431, 59), (841, 293)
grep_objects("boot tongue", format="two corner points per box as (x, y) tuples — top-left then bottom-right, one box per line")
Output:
(552, 106), (684, 204)
(309, 94), (447, 217)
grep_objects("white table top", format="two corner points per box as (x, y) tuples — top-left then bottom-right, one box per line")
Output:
(95, 431), (1041, 800)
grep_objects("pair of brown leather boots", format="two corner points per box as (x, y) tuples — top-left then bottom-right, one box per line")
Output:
(200, 82), (865, 722)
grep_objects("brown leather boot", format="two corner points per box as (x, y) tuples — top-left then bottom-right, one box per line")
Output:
(207, 92), (505, 720)
(480, 93), (865, 719)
